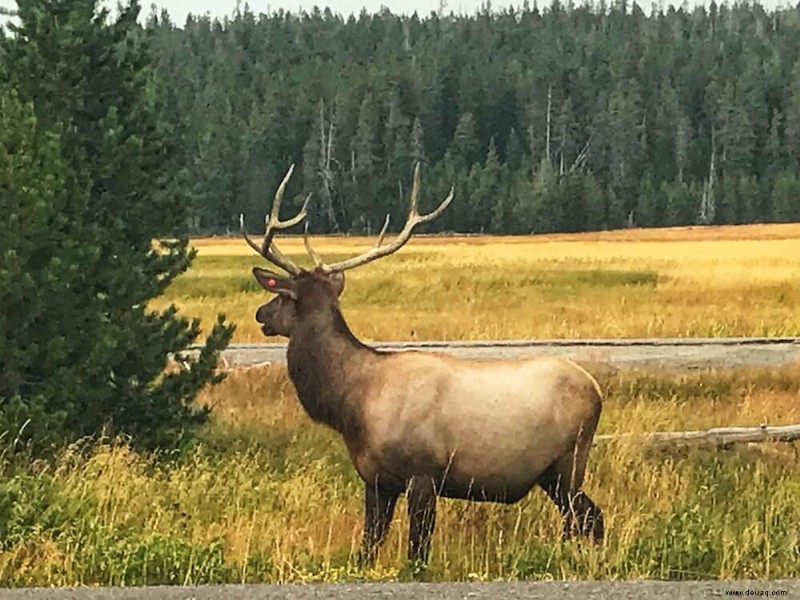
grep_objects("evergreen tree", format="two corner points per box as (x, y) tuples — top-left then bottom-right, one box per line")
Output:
(505, 127), (524, 171)
(0, 91), (71, 447)
(351, 92), (382, 231)
(514, 158), (561, 233)
(383, 90), (411, 175)
(0, 0), (234, 453)
(410, 116), (427, 165)
(449, 112), (480, 169)
(786, 59), (800, 168)
(772, 171), (800, 223)
(662, 180), (700, 226)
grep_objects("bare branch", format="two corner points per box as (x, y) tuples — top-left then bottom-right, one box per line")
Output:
(570, 135), (592, 172)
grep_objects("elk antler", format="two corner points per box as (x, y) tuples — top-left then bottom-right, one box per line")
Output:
(241, 164), (312, 276)
(304, 163), (454, 274)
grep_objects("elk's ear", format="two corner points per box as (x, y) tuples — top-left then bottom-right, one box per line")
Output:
(252, 267), (297, 298)
(329, 272), (345, 297)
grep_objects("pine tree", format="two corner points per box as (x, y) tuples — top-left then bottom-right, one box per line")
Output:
(449, 112), (479, 169)
(383, 90), (411, 175)
(505, 127), (524, 171)
(785, 59), (800, 168)
(0, 0), (234, 453)
(0, 91), (71, 446)
(410, 116), (426, 165)
(350, 92), (382, 231)
(771, 171), (800, 223)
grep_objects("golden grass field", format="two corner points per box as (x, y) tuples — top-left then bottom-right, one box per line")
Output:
(155, 222), (800, 343)
(2, 223), (799, 586)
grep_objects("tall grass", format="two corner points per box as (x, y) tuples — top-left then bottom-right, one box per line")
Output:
(1, 365), (798, 585)
(154, 223), (800, 343)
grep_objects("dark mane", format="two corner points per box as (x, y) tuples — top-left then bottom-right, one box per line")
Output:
(329, 304), (383, 356)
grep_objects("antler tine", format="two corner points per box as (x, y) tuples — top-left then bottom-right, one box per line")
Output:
(374, 214), (391, 248)
(315, 163), (454, 274)
(302, 213), (391, 270)
(409, 161), (421, 214)
(403, 161), (455, 226)
(241, 213), (265, 257)
(303, 222), (324, 267)
(242, 165), (312, 276)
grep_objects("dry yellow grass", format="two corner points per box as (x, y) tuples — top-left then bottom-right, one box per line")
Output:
(153, 223), (800, 343)
(205, 365), (800, 579)
(188, 362), (800, 581)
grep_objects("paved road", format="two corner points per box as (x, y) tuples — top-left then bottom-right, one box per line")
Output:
(201, 337), (800, 372)
(2, 580), (798, 599)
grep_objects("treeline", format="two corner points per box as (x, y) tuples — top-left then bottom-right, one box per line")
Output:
(145, 1), (800, 235)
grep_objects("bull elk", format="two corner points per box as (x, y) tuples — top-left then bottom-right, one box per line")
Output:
(242, 164), (605, 567)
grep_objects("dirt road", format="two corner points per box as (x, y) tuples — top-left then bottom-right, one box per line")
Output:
(206, 337), (800, 371)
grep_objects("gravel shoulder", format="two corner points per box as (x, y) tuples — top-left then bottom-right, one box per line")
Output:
(207, 337), (800, 372)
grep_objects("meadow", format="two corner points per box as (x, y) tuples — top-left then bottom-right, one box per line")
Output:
(156, 222), (800, 343)
(1, 223), (799, 586)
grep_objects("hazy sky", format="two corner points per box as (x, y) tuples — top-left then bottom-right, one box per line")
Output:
(152, 0), (536, 23)
(0, 0), (793, 29)
(146, 0), (789, 24)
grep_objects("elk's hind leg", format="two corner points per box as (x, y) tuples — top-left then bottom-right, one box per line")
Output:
(407, 476), (437, 564)
(359, 483), (399, 567)
(537, 424), (604, 542)
(538, 467), (604, 542)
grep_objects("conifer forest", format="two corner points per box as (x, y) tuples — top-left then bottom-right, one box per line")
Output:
(144, 1), (800, 235)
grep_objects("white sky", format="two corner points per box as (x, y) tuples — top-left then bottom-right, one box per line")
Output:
(151, 0), (544, 22)
(1, 0), (795, 28)
(145, 0), (792, 25)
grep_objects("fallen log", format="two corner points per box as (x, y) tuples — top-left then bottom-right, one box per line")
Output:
(594, 423), (800, 449)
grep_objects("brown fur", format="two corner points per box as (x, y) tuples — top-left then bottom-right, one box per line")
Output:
(252, 266), (605, 567)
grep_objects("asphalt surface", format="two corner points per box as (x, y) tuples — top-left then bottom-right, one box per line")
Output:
(202, 337), (800, 372)
(2, 580), (798, 599)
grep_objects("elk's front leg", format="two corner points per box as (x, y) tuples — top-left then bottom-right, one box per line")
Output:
(359, 483), (399, 568)
(407, 476), (437, 564)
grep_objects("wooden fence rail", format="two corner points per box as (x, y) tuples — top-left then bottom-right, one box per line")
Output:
(594, 423), (800, 450)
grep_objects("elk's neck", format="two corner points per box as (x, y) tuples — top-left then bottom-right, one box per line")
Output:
(286, 305), (381, 437)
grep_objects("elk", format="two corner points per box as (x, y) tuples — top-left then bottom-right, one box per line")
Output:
(242, 163), (605, 567)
